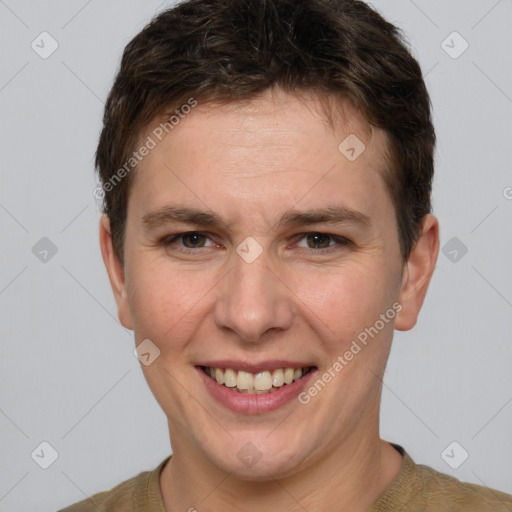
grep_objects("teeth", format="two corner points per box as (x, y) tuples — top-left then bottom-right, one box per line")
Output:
(224, 368), (237, 388)
(272, 368), (285, 387)
(204, 366), (311, 394)
(283, 368), (294, 384)
(215, 368), (224, 385)
(237, 370), (254, 390)
(254, 371), (272, 391)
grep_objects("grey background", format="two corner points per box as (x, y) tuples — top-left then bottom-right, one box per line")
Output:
(0, 1), (511, 510)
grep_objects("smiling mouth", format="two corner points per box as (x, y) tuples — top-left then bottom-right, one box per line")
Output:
(200, 366), (315, 394)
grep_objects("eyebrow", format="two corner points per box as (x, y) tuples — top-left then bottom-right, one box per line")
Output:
(141, 205), (371, 232)
(279, 206), (371, 229)
(142, 207), (230, 232)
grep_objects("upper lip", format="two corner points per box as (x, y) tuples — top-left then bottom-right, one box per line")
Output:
(197, 360), (316, 373)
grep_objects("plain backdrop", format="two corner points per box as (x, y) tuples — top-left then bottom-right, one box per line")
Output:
(0, 1), (511, 510)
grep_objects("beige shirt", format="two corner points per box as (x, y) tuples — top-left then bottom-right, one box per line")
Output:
(59, 444), (512, 511)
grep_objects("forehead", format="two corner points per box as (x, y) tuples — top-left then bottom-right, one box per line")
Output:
(143, 89), (377, 158)
(129, 89), (393, 228)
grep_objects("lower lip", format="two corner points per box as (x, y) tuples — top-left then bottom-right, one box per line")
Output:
(197, 367), (316, 414)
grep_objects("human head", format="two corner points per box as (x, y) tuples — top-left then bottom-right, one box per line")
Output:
(95, 0), (435, 265)
(98, 0), (439, 485)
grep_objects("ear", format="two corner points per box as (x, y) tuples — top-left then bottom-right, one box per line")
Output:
(395, 214), (439, 331)
(99, 215), (133, 330)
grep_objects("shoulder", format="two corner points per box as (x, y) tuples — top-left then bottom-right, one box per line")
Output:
(57, 476), (136, 512)
(414, 461), (512, 511)
(57, 456), (170, 512)
(373, 444), (512, 512)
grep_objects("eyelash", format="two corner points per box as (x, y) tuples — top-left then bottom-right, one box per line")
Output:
(160, 231), (352, 254)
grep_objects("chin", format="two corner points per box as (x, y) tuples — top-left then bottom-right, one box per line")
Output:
(203, 435), (310, 481)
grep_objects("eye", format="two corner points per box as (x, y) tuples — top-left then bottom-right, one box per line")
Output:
(162, 231), (216, 250)
(295, 232), (351, 251)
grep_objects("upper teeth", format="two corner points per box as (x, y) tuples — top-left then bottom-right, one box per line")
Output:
(205, 367), (309, 394)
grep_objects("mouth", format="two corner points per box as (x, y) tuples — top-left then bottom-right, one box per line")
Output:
(200, 365), (315, 394)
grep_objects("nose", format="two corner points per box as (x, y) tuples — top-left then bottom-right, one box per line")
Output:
(213, 248), (294, 343)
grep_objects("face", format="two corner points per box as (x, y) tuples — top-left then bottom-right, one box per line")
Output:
(101, 88), (438, 479)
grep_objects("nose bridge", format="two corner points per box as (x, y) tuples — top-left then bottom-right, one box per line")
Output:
(214, 247), (293, 342)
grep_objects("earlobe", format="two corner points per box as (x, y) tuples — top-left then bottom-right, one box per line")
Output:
(395, 214), (439, 331)
(99, 215), (134, 330)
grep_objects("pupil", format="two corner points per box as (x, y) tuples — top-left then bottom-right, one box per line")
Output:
(184, 233), (205, 248)
(308, 233), (330, 249)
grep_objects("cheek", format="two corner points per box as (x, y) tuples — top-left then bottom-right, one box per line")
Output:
(293, 259), (394, 345)
(126, 260), (216, 352)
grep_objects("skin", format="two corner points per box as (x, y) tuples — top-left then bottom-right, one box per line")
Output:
(100, 87), (439, 511)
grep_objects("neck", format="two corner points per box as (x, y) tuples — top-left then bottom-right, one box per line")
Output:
(160, 428), (403, 512)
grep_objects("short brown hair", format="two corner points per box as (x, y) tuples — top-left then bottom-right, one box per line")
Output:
(96, 0), (435, 263)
